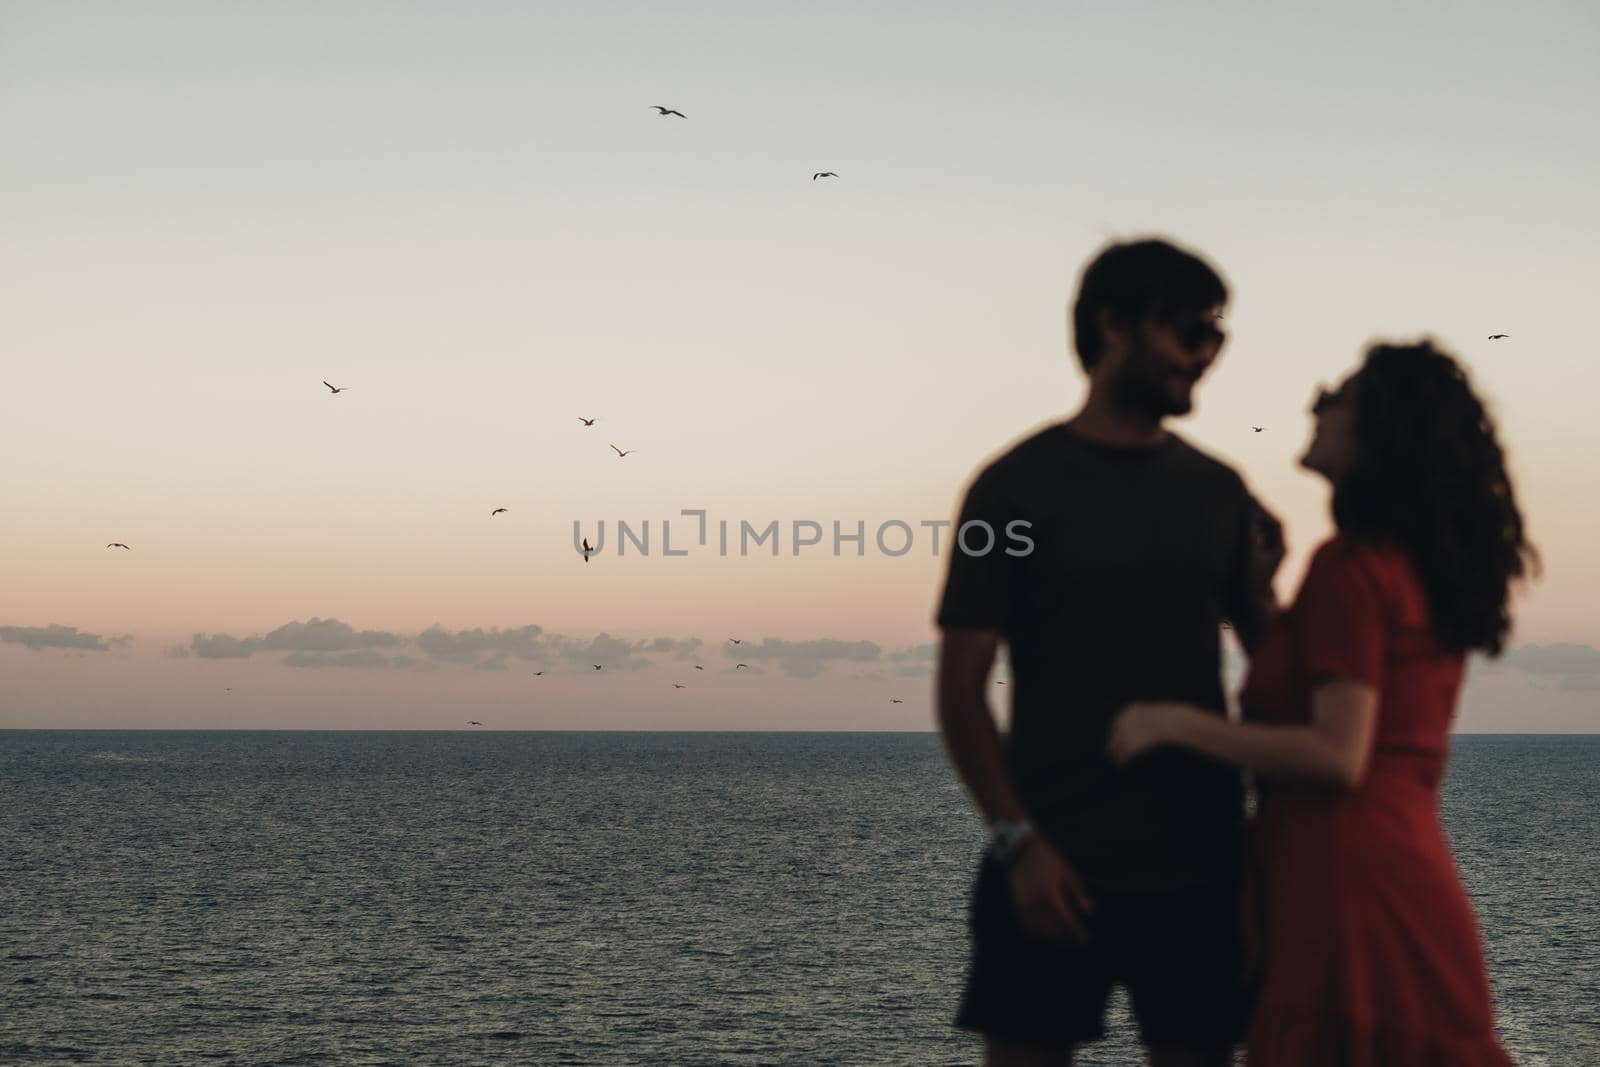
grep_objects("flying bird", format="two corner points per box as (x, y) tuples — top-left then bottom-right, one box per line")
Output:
(890, 698), (904, 703)
(996, 681), (1006, 685)
(593, 664), (603, 671)
(491, 508), (509, 516)
(813, 172), (838, 180)
(106, 543), (131, 550)
(610, 444), (636, 457)
(693, 665), (704, 671)
(534, 671), (545, 676)
(735, 663), (749, 670)
(467, 721), (483, 726)
(652, 106), (686, 118)
(578, 417), (597, 426)
(581, 537), (594, 562)
(1488, 334), (1509, 340)
(322, 381), (348, 394)
(1251, 426), (1264, 433)
(728, 638), (742, 645)
(673, 683), (687, 689)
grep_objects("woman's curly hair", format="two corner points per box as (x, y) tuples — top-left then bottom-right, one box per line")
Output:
(1333, 339), (1538, 656)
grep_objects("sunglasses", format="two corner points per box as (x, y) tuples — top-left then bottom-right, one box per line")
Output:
(1171, 316), (1226, 353)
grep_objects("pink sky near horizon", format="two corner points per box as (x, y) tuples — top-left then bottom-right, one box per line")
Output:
(3, 2), (1597, 729)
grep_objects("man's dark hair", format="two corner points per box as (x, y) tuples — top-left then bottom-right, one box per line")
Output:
(1071, 238), (1229, 370)
(1333, 339), (1538, 656)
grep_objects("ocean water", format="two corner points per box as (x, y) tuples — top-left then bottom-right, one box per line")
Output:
(1, 731), (1594, 1066)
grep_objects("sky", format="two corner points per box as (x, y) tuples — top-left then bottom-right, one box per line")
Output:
(3, 0), (1598, 730)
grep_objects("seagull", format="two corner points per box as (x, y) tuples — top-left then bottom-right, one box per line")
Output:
(578, 417), (597, 426)
(673, 683), (686, 688)
(467, 720), (483, 726)
(1251, 426), (1264, 433)
(581, 537), (594, 562)
(728, 638), (742, 645)
(812, 172), (838, 180)
(322, 381), (348, 394)
(693, 665), (704, 670)
(1488, 334), (1510, 340)
(890, 698), (904, 703)
(652, 106), (686, 118)
(735, 663), (749, 670)
(534, 671), (545, 676)
(491, 508), (509, 516)
(106, 543), (131, 550)
(593, 664), (603, 671)
(610, 444), (636, 457)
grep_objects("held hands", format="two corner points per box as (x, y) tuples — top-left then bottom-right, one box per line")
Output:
(1006, 836), (1095, 944)
(1106, 701), (1191, 766)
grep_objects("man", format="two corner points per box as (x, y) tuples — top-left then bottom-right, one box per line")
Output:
(935, 237), (1281, 1066)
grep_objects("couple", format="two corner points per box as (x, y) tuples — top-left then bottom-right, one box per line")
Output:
(935, 237), (1534, 1066)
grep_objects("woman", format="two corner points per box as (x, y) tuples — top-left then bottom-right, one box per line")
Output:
(1108, 339), (1534, 1066)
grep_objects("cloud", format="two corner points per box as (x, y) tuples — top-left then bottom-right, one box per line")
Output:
(548, 631), (656, 671)
(1500, 643), (1600, 676)
(416, 624), (546, 665)
(192, 617), (404, 660)
(281, 649), (396, 670)
(191, 632), (262, 659)
(887, 642), (936, 678)
(732, 638), (883, 678)
(260, 618), (402, 653)
(1, 624), (117, 652)
(1487, 643), (1600, 696)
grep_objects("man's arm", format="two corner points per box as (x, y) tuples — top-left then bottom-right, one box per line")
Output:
(936, 627), (1094, 942)
(935, 627), (1030, 824)
(1228, 496), (1285, 654)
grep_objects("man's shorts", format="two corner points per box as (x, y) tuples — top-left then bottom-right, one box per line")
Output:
(955, 852), (1253, 1048)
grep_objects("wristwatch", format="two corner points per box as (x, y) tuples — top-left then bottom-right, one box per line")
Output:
(987, 819), (1036, 865)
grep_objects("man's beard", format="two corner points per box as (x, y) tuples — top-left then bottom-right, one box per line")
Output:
(1111, 342), (1193, 419)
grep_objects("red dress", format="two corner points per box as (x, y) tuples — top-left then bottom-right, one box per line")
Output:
(1238, 534), (1512, 1066)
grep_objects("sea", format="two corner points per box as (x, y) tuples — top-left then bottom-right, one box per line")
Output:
(1, 731), (1595, 1066)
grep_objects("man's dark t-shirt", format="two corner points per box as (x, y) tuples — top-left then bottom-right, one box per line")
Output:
(937, 423), (1259, 893)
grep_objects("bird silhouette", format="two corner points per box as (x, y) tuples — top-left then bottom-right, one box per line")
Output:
(1488, 334), (1510, 340)
(490, 508), (508, 516)
(1251, 426), (1264, 433)
(673, 683), (687, 688)
(693, 665), (704, 670)
(581, 537), (594, 562)
(534, 671), (545, 676)
(728, 638), (742, 645)
(578, 417), (597, 426)
(812, 172), (838, 180)
(106, 543), (131, 550)
(610, 444), (636, 457)
(593, 664), (603, 671)
(890, 698), (904, 703)
(652, 106), (686, 118)
(467, 720), (483, 726)
(735, 663), (749, 670)
(322, 381), (348, 394)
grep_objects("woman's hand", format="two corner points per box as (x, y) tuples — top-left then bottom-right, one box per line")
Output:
(1107, 701), (1192, 765)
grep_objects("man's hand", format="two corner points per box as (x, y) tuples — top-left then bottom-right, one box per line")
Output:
(1006, 837), (1095, 944)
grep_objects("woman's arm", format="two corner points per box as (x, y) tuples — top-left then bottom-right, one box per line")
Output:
(1109, 680), (1380, 789)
